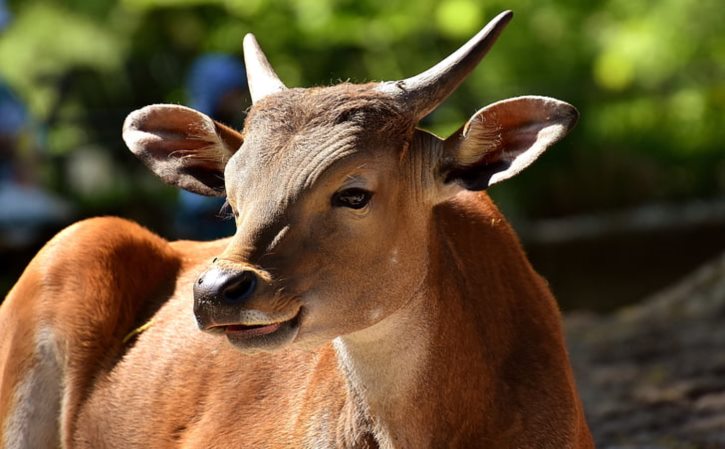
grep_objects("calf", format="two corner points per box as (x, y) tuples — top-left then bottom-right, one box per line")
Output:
(0, 11), (593, 448)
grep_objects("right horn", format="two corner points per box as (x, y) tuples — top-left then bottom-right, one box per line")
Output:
(377, 10), (513, 120)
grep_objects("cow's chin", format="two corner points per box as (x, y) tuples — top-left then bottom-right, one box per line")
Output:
(222, 310), (302, 353)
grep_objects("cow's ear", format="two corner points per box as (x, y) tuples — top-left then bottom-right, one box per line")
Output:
(123, 104), (243, 196)
(441, 96), (577, 191)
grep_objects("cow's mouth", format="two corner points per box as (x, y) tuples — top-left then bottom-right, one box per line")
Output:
(215, 309), (302, 351)
(224, 321), (283, 337)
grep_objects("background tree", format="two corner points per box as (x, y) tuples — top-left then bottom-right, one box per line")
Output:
(1, 0), (723, 307)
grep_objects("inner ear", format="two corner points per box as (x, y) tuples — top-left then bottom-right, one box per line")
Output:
(442, 96), (578, 190)
(123, 104), (243, 196)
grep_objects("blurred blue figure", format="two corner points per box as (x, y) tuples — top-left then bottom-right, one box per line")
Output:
(0, 81), (27, 182)
(0, 0), (71, 247)
(0, 0), (9, 31)
(0, 0), (25, 184)
(176, 54), (249, 240)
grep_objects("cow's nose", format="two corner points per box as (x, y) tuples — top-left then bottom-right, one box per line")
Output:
(194, 267), (258, 306)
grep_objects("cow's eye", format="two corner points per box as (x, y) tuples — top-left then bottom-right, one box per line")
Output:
(331, 188), (373, 209)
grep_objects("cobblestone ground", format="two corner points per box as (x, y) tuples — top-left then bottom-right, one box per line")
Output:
(567, 252), (725, 449)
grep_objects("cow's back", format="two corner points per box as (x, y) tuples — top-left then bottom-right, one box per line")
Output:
(0, 217), (183, 447)
(56, 222), (355, 448)
(0, 217), (367, 449)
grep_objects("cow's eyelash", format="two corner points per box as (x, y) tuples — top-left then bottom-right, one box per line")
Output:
(218, 199), (235, 220)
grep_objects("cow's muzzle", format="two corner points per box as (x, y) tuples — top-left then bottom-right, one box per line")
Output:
(193, 267), (258, 330)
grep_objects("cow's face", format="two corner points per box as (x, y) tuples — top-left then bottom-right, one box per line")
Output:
(215, 85), (432, 351)
(123, 11), (578, 352)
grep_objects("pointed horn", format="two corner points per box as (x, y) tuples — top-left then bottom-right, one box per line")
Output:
(378, 10), (513, 119)
(243, 34), (287, 103)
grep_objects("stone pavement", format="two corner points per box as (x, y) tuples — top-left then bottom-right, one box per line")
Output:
(567, 252), (725, 448)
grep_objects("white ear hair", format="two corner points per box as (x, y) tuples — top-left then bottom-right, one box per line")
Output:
(456, 110), (503, 167)
(442, 96), (578, 192)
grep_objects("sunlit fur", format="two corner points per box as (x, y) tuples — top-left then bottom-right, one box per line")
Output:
(1, 60), (591, 449)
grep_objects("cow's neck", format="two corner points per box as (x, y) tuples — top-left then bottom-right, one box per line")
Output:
(333, 286), (434, 448)
(332, 194), (573, 448)
(332, 271), (496, 448)
(330, 204), (490, 447)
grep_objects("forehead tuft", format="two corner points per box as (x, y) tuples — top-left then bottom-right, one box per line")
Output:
(226, 83), (417, 200)
(243, 83), (413, 143)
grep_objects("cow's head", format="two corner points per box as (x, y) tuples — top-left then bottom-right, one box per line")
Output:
(123, 11), (577, 352)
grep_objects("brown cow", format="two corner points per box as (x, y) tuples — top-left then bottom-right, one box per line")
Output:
(0, 11), (594, 448)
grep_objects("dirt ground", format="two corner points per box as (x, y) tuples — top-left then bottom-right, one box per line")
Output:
(567, 251), (725, 448)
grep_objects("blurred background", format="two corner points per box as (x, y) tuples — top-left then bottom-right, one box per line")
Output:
(0, 0), (724, 312)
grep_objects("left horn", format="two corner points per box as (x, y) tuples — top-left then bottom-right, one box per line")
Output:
(377, 10), (513, 120)
(243, 34), (287, 103)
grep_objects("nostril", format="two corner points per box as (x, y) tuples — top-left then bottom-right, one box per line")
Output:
(222, 271), (257, 304)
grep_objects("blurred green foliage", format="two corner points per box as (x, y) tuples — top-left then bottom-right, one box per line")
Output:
(0, 0), (723, 219)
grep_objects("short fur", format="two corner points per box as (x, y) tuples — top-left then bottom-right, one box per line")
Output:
(0, 17), (592, 449)
(1, 198), (593, 448)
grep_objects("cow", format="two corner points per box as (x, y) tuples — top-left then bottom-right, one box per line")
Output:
(0, 11), (594, 449)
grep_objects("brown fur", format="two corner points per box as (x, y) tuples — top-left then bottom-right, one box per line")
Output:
(1, 194), (593, 448)
(1, 34), (592, 448)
